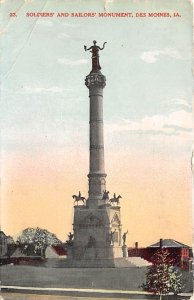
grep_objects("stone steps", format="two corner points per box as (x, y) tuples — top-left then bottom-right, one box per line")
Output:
(44, 257), (151, 268)
(126, 257), (152, 267)
(44, 258), (115, 268)
(114, 258), (137, 268)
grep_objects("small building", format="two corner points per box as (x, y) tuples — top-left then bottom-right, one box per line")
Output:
(128, 242), (144, 257)
(44, 245), (67, 267)
(11, 248), (43, 265)
(128, 239), (192, 270)
(145, 239), (192, 270)
(0, 231), (8, 257)
(45, 245), (67, 259)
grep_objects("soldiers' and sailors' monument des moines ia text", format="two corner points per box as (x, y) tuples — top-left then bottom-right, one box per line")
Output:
(67, 41), (130, 267)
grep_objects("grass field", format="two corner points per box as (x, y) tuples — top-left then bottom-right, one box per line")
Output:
(1, 294), (133, 300)
(1, 264), (193, 296)
(1, 265), (146, 291)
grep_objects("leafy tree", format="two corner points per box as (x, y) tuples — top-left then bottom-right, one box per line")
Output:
(143, 248), (183, 300)
(168, 267), (183, 295)
(17, 227), (62, 256)
(7, 236), (15, 244)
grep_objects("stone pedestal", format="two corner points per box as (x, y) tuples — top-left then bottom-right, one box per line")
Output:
(71, 204), (122, 264)
(122, 245), (128, 258)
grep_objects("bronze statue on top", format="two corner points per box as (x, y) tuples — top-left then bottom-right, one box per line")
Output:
(84, 40), (107, 71)
(109, 193), (122, 205)
(102, 189), (109, 200)
(72, 192), (86, 206)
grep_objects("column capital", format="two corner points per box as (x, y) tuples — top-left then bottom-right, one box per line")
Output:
(85, 73), (106, 89)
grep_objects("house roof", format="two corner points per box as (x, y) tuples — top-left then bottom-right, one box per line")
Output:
(11, 248), (41, 258)
(7, 244), (17, 257)
(51, 245), (67, 256)
(11, 248), (26, 258)
(0, 231), (7, 238)
(148, 239), (191, 249)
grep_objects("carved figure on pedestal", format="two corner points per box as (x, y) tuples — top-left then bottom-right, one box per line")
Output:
(109, 193), (122, 205)
(102, 189), (109, 200)
(109, 229), (116, 246)
(68, 232), (74, 242)
(84, 40), (107, 71)
(122, 230), (128, 245)
(87, 235), (96, 248)
(66, 232), (74, 246)
(72, 192), (86, 206)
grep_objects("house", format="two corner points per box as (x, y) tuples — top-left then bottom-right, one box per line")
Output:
(144, 239), (192, 270)
(0, 231), (8, 257)
(128, 239), (192, 270)
(11, 247), (43, 265)
(128, 242), (144, 257)
(45, 245), (67, 259)
(44, 245), (68, 267)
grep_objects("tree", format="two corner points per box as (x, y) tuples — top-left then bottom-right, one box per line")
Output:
(143, 248), (183, 300)
(7, 236), (15, 244)
(168, 267), (183, 296)
(17, 227), (62, 256)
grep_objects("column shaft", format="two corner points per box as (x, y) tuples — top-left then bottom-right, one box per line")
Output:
(85, 72), (106, 206)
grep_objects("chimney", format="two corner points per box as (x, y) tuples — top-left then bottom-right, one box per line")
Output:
(135, 242), (138, 249)
(159, 238), (163, 249)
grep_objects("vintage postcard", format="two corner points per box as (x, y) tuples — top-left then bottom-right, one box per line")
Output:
(0, 0), (193, 299)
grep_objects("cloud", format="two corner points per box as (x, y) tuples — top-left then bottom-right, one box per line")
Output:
(170, 98), (191, 107)
(23, 86), (72, 94)
(140, 48), (182, 63)
(164, 124), (192, 132)
(57, 58), (88, 66)
(169, 98), (192, 111)
(105, 110), (192, 136)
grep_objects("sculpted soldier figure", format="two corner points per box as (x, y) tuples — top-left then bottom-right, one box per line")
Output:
(66, 232), (74, 246)
(72, 192), (86, 205)
(122, 230), (128, 245)
(109, 229), (116, 245)
(102, 189), (109, 200)
(68, 232), (74, 242)
(84, 40), (107, 71)
(109, 193), (122, 205)
(87, 235), (96, 248)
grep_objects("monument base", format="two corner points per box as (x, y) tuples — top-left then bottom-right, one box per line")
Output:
(122, 245), (128, 257)
(72, 204), (123, 263)
(68, 245), (123, 261)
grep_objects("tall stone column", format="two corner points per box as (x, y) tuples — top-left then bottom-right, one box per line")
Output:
(84, 41), (107, 208)
(85, 70), (107, 207)
(69, 41), (124, 264)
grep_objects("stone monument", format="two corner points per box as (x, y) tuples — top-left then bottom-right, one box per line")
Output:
(69, 41), (125, 267)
